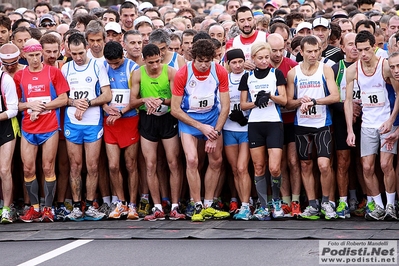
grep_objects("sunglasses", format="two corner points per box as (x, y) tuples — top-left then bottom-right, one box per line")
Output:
(1, 59), (19, 66)
(40, 22), (55, 27)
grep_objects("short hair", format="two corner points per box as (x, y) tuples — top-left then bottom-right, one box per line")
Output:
(68, 32), (87, 48)
(119, 1), (137, 15)
(135, 20), (153, 30)
(192, 16), (205, 26)
(193, 32), (211, 43)
(34, 3), (52, 12)
(235, 6), (253, 21)
(389, 51), (399, 60)
(380, 14), (392, 25)
(0, 14), (11, 31)
(211, 38), (222, 49)
(142, 43), (160, 59)
(291, 35), (303, 50)
(63, 28), (79, 42)
(149, 29), (171, 46)
(170, 33), (182, 43)
(355, 30), (375, 46)
(269, 22), (290, 37)
(104, 41), (124, 60)
(123, 29), (141, 43)
(74, 14), (97, 29)
(30, 28), (42, 41)
(356, 0), (376, 6)
(144, 8), (161, 18)
(40, 33), (61, 49)
(285, 12), (304, 28)
(11, 26), (31, 40)
(182, 29), (197, 38)
(176, 7), (196, 18)
(85, 20), (106, 40)
(102, 9), (120, 23)
(330, 22), (342, 43)
(355, 19), (376, 33)
(251, 41), (271, 57)
(12, 18), (32, 32)
(191, 39), (215, 59)
(23, 10), (37, 22)
(300, 35), (319, 50)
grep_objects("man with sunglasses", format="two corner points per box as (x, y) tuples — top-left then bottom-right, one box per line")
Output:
(39, 14), (56, 30)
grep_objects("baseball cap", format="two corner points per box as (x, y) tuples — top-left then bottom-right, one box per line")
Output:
(40, 14), (55, 24)
(105, 22), (122, 34)
(134, 15), (153, 28)
(139, 2), (153, 11)
(312, 17), (330, 29)
(264, 1), (278, 8)
(296, 22), (312, 33)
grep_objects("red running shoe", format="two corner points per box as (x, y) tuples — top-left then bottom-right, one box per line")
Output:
(41, 207), (54, 222)
(20, 206), (42, 222)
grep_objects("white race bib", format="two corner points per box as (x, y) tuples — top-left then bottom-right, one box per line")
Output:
(27, 96), (51, 115)
(153, 104), (168, 116)
(230, 98), (241, 111)
(70, 87), (94, 100)
(299, 105), (322, 119)
(361, 90), (385, 107)
(110, 89), (130, 108)
(189, 94), (214, 113)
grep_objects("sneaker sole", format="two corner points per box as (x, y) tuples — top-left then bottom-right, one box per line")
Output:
(84, 216), (105, 221)
(384, 214), (397, 221)
(299, 215), (320, 220)
(1, 219), (12, 224)
(365, 214), (385, 221)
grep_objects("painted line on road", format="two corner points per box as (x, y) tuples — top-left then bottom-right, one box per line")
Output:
(18, 239), (93, 266)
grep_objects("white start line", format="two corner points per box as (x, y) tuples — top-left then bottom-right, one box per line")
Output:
(17, 239), (93, 266)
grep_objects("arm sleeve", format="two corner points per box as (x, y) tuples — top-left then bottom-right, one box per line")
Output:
(275, 69), (287, 86)
(172, 66), (188, 96)
(2, 73), (18, 119)
(216, 64), (229, 93)
(238, 73), (249, 91)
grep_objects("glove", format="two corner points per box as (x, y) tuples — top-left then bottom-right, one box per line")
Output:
(229, 109), (248, 126)
(254, 90), (271, 108)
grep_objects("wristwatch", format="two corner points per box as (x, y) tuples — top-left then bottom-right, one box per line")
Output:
(311, 98), (317, 106)
(86, 98), (92, 107)
(216, 129), (221, 136)
(119, 110), (123, 116)
(159, 97), (165, 104)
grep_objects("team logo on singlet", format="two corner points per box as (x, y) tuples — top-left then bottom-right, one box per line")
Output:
(189, 80), (196, 88)
(86, 76), (92, 83)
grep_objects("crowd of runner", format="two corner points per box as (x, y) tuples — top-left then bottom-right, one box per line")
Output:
(0, 0), (398, 223)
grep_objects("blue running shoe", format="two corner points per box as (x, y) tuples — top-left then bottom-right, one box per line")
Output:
(55, 206), (71, 222)
(233, 205), (251, 220)
(251, 207), (271, 221)
(185, 201), (195, 218)
(336, 200), (350, 219)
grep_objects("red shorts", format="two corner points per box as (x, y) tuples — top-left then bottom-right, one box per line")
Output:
(104, 115), (139, 148)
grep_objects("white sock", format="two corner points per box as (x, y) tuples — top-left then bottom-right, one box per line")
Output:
(372, 194), (384, 208)
(111, 196), (119, 203)
(339, 196), (347, 204)
(102, 196), (111, 206)
(349, 190), (357, 200)
(195, 201), (203, 207)
(367, 196), (373, 203)
(171, 203), (178, 210)
(241, 202), (249, 207)
(231, 197), (237, 202)
(204, 199), (213, 208)
(329, 201), (336, 208)
(249, 197), (253, 205)
(386, 192), (396, 205)
(154, 204), (163, 211)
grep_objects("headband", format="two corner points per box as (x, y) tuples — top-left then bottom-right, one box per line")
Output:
(226, 49), (245, 64)
(0, 50), (20, 60)
(23, 44), (43, 53)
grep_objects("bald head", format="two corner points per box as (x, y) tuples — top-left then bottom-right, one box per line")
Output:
(343, 32), (357, 46)
(267, 33), (285, 66)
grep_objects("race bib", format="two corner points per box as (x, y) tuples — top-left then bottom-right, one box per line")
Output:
(110, 89), (130, 108)
(189, 94), (214, 113)
(27, 96), (51, 115)
(230, 98), (241, 111)
(300, 105), (322, 119)
(153, 104), (168, 116)
(70, 87), (94, 100)
(361, 90), (385, 107)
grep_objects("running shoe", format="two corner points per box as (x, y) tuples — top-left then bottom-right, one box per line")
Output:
(64, 201), (73, 211)
(67, 207), (84, 221)
(41, 207), (54, 222)
(191, 204), (205, 222)
(229, 201), (238, 214)
(84, 206), (105, 221)
(336, 200), (350, 219)
(144, 207), (165, 221)
(281, 202), (292, 217)
(169, 206), (186, 220)
(127, 203), (140, 220)
(384, 204), (397, 221)
(201, 205), (230, 220)
(290, 201), (301, 218)
(138, 198), (151, 218)
(251, 207), (271, 221)
(109, 201), (128, 219)
(213, 198), (225, 211)
(299, 206), (320, 220)
(233, 205), (251, 220)
(162, 200), (171, 216)
(348, 198), (358, 213)
(20, 206), (42, 222)
(354, 198), (367, 217)
(366, 201), (375, 214)
(185, 201), (195, 218)
(321, 202), (338, 220)
(1, 207), (12, 224)
(98, 203), (111, 218)
(272, 199), (284, 219)
(55, 206), (70, 222)
(365, 203), (385, 221)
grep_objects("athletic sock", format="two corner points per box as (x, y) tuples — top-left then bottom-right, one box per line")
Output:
(25, 178), (39, 206)
(372, 194), (384, 208)
(282, 196), (291, 205)
(204, 199), (213, 208)
(349, 190), (357, 201)
(73, 201), (82, 211)
(111, 196), (119, 204)
(271, 175), (282, 200)
(321, 195), (329, 204)
(102, 196), (111, 207)
(230, 197), (238, 202)
(386, 192), (396, 205)
(254, 175), (268, 208)
(339, 197), (348, 205)
(367, 196), (373, 203)
(154, 204), (162, 212)
(171, 203), (179, 210)
(292, 194), (300, 202)
(309, 199), (318, 210)
(329, 201), (336, 209)
(44, 180), (57, 207)
(241, 202), (249, 207)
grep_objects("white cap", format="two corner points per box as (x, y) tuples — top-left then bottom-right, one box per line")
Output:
(123, 0), (139, 7)
(105, 22), (122, 34)
(296, 22), (312, 34)
(133, 16), (153, 28)
(312, 17), (330, 29)
(139, 2), (153, 11)
(15, 8), (27, 15)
